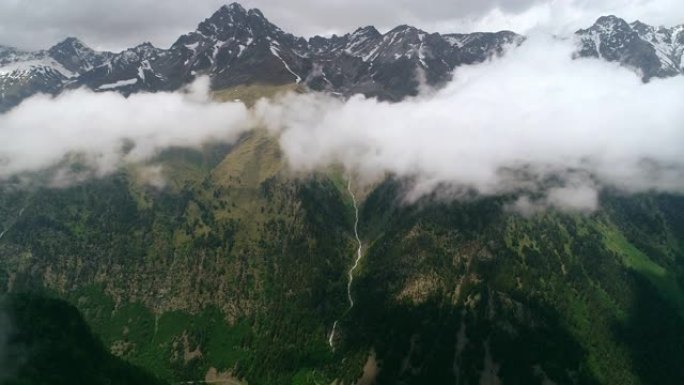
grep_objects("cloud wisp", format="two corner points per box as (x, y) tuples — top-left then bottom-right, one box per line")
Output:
(0, 77), (251, 184)
(256, 35), (684, 211)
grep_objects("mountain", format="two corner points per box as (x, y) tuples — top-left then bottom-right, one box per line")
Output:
(0, 3), (526, 111)
(576, 15), (684, 79)
(47, 37), (114, 74)
(0, 38), (113, 111)
(2, 5), (681, 112)
(305, 25), (521, 99)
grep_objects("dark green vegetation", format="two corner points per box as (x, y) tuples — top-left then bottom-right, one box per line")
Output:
(343, 184), (684, 385)
(0, 293), (164, 385)
(0, 130), (683, 384)
(0, 131), (353, 385)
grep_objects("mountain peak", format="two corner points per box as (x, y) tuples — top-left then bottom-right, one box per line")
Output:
(43, 36), (113, 77)
(352, 26), (381, 39)
(247, 8), (265, 18)
(593, 15), (631, 31)
(51, 37), (89, 51)
(595, 15), (625, 23)
(210, 2), (266, 21)
(135, 41), (156, 49)
(48, 36), (96, 62)
(630, 20), (654, 34)
(576, 15), (633, 36)
(217, 2), (247, 15)
(389, 24), (422, 33)
(196, 2), (278, 39)
(204, 2), (249, 27)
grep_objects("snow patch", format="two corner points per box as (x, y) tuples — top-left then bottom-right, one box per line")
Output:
(185, 42), (200, 52)
(0, 59), (75, 78)
(137, 60), (152, 82)
(270, 46), (301, 83)
(97, 78), (138, 90)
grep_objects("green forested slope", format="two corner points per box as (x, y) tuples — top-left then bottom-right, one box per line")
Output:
(344, 181), (684, 384)
(0, 293), (165, 385)
(0, 131), (682, 385)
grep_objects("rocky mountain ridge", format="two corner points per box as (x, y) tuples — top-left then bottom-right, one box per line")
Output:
(576, 15), (684, 79)
(0, 3), (682, 112)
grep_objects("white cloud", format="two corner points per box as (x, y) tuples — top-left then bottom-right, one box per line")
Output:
(0, 77), (251, 182)
(1, 33), (682, 212)
(431, 0), (684, 36)
(255, 35), (684, 211)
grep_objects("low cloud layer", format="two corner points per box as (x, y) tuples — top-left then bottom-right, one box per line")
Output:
(256, 36), (684, 211)
(1, 36), (682, 212)
(0, 77), (251, 183)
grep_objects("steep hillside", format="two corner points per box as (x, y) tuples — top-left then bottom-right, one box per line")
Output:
(0, 123), (682, 384)
(0, 128), (357, 384)
(342, 182), (684, 384)
(1, 293), (165, 385)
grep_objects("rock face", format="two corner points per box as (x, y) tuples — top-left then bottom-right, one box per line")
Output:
(305, 25), (522, 100)
(0, 4), (682, 112)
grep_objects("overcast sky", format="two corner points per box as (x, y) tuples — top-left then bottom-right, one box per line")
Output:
(0, 0), (682, 51)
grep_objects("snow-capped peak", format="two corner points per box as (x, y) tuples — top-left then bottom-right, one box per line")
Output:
(576, 16), (684, 78)
(352, 26), (381, 39)
(1, 3), (682, 113)
(593, 15), (632, 33)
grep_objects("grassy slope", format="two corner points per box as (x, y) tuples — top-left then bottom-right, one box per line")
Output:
(599, 220), (684, 316)
(212, 83), (303, 107)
